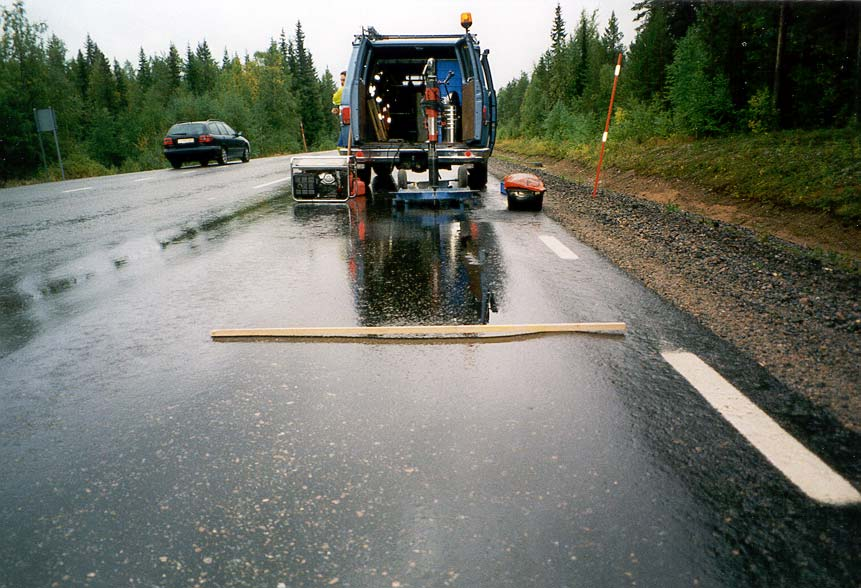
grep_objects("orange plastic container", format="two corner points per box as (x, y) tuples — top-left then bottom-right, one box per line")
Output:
(501, 173), (545, 210)
(502, 173), (545, 194)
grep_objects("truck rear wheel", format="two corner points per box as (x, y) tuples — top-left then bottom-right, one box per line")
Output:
(372, 165), (396, 191)
(468, 163), (487, 190)
(457, 165), (469, 188)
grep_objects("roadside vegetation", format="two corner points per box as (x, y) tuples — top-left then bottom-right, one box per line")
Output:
(498, 129), (861, 221)
(496, 2), (861, 222)
(0, 0), (337, 186)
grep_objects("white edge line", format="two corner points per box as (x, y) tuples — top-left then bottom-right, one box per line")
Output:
(662, 350), (861, 506)
(539, 235), (579, 260)
(254, 176), (291, 190)
(61, 186), (93, 194)
(133, 177), (155, 183)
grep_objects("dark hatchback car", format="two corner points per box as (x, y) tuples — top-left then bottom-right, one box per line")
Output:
(162, 120), (250, 168)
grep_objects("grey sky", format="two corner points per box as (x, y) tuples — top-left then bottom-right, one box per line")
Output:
(23, 0), (639, 86)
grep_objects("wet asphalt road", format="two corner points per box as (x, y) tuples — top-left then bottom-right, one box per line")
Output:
(1, 155), (859, 587)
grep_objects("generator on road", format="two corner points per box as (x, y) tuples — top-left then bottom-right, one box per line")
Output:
(291, 155), (366, 203)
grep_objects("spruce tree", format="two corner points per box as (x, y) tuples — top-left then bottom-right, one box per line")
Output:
(602, 12), (624, 62)
(137, 47), (152, 91)
(551, 3), (566, 56)
(166, 43), (182, 94)
(196, 40), (217, 93)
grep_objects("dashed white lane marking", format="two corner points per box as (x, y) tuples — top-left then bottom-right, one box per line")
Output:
(133, 177), (155, 182)
(539, 235), (579, 259)
(62, 186), (93, 194)
(662, 351), (861, 506)
(254, 176), (291, 190)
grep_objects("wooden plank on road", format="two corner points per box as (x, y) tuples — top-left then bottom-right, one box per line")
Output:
(211, 322), (626, 340)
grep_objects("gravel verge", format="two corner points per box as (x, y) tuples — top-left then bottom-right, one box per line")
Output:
(490, 157), (861, 435)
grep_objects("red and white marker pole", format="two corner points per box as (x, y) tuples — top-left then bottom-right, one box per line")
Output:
(592, 53), (623, 198)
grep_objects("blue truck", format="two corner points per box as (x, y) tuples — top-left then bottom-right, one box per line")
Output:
(337, 14), (497, 190)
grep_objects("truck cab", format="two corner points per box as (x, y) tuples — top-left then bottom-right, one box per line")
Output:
(339, 15), (497, 190)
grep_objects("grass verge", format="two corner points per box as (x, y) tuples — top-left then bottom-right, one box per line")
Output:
(497, 128), (861, 222)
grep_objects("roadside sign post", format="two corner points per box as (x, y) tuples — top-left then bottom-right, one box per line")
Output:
(299, 120), (308, 152)
(34, 107), (65, 181)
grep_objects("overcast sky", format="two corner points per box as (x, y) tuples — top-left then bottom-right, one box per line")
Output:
(23, 0), (639, 86)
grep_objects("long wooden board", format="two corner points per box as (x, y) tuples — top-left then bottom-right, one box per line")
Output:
(211, 322), (626, 340)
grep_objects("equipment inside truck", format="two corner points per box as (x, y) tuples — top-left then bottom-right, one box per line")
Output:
(358, 45), (474, 145)
(339, 14), (496, 191)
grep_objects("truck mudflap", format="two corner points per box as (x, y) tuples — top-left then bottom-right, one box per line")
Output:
(291, 156), (366, 202)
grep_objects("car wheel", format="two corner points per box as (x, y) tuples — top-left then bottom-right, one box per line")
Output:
(532, 195), (544, 211)
(397, 169), (408, 189)
(241, 147), (250, 163)
(200, 160), (209, 167)
(169, 159), (182, 169)
(507, 195), (516, 210)
(217, 147), (228, 165)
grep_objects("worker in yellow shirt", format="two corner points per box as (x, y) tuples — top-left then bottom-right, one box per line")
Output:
(333, 70), (348, 147)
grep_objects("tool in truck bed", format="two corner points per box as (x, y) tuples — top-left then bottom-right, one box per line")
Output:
(391, 56), (475, 209)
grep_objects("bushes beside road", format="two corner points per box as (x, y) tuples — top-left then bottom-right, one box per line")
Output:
(497, 128), (861, 222)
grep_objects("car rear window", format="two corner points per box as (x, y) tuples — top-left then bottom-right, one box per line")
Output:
(168, 123), (206, 135)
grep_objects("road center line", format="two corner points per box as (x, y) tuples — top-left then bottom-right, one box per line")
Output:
(662, 351), (861, 506)
(254, 176), (291, 190)
(539, 235), (579, 259)
(62, 187), (93, 194)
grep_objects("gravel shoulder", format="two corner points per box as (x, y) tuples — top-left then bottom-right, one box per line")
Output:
(490, 154), (861, 435)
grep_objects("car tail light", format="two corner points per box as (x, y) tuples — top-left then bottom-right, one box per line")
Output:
(355, 150), (364, 158)
(163, 137), (173, 146)
(199, 134), (214, 144)
(465, 151), (472, 157)
(482, 105), (487, 122)
(341, 106), (351, 125)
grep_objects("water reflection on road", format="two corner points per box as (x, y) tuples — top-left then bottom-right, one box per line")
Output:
(293, 197), (505, 327)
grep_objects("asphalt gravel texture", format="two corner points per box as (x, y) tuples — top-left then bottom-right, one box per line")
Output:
(489, 158), (861, 444)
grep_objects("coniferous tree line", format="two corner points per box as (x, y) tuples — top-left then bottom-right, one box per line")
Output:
(0, 1), (338, 183)
(497, 1), (861, 144)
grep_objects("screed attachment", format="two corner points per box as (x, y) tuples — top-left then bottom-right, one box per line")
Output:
(211, 322), (626, 340)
